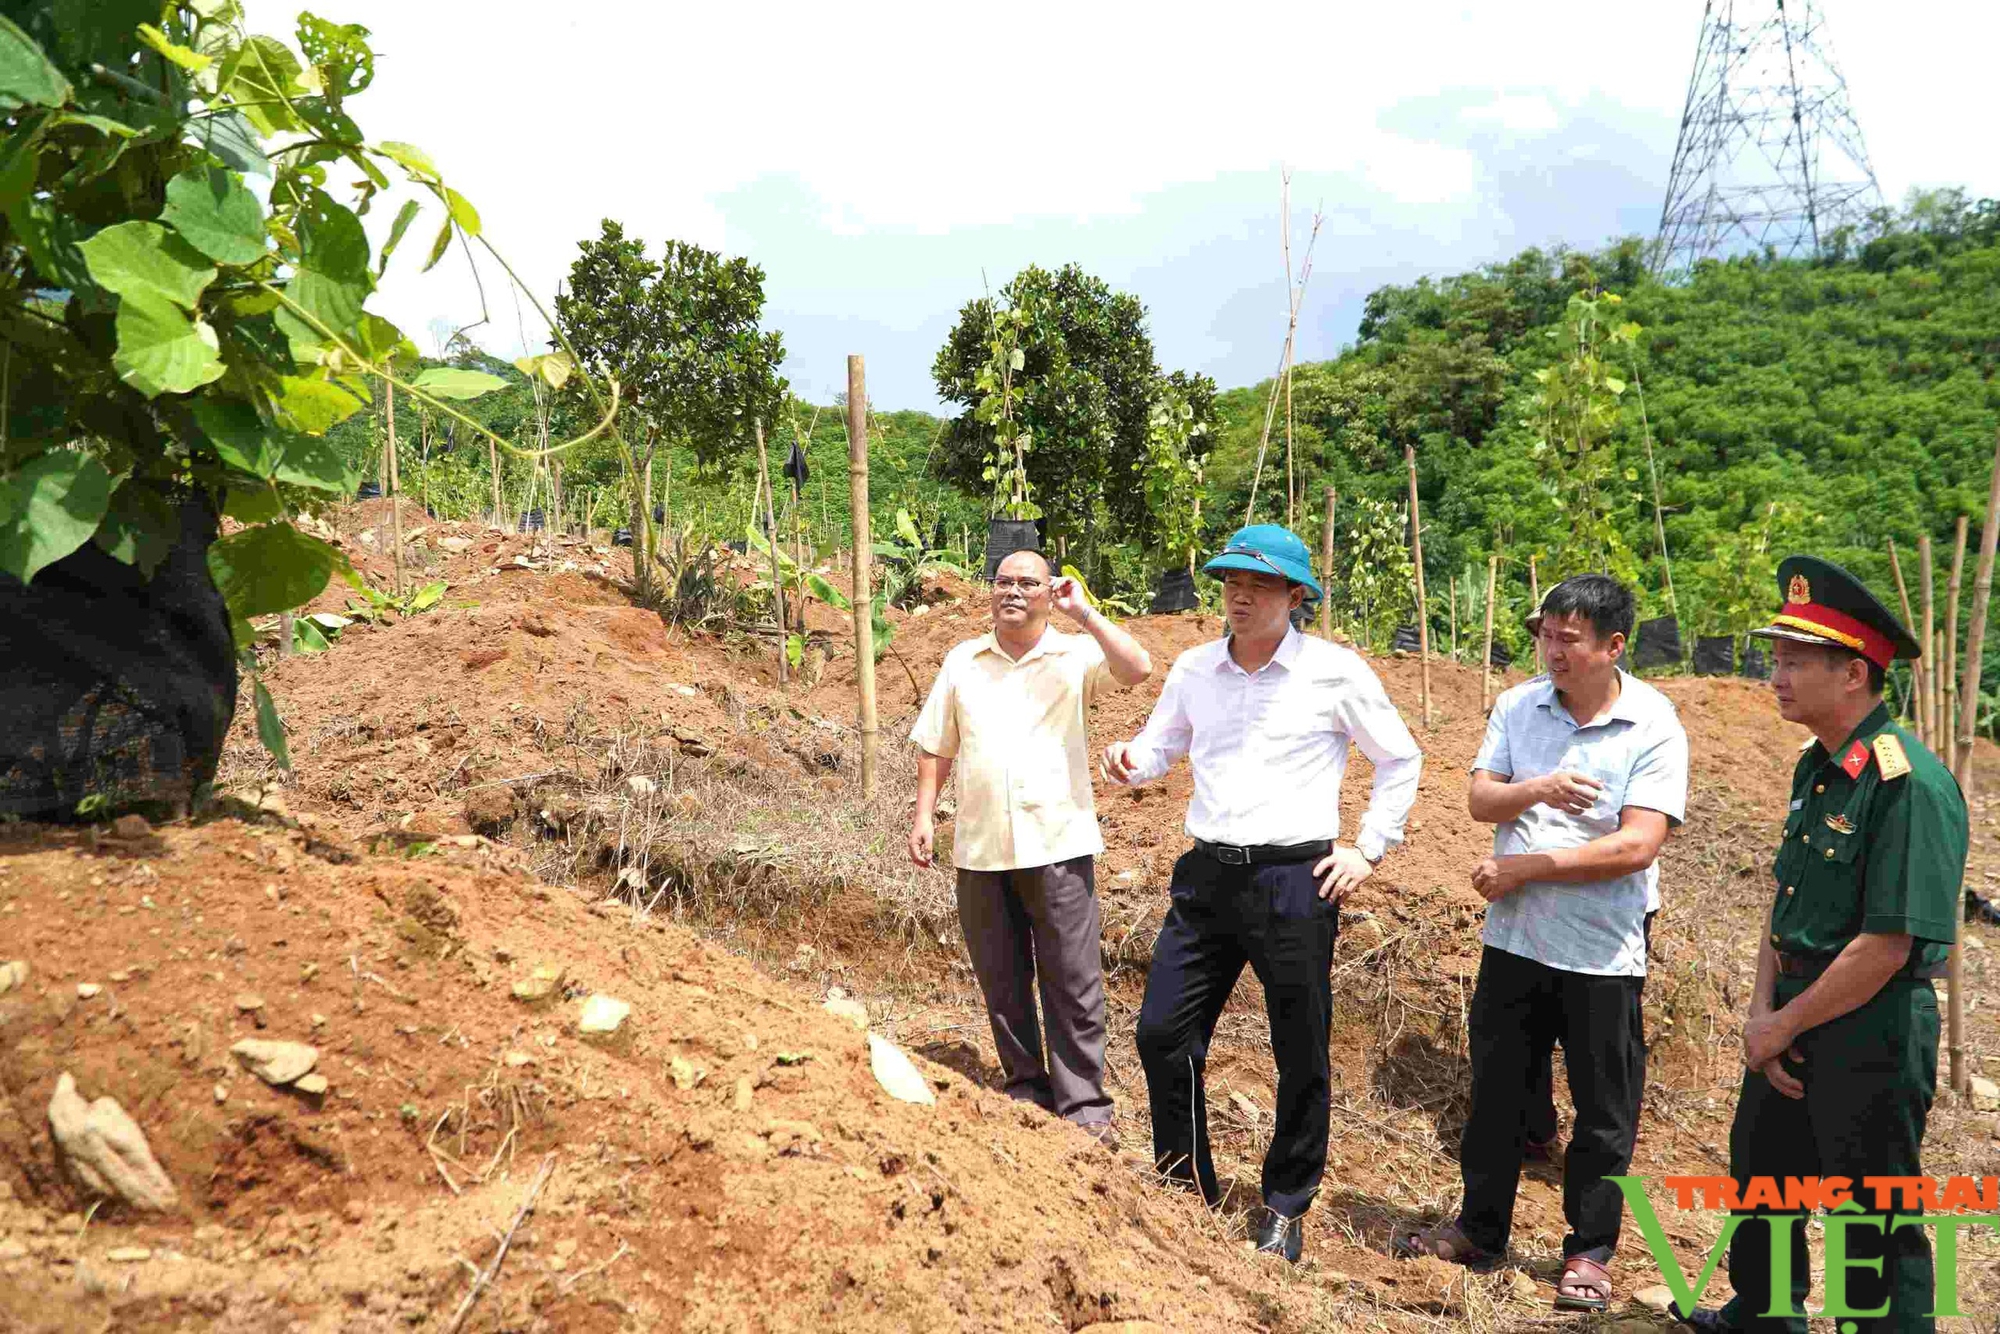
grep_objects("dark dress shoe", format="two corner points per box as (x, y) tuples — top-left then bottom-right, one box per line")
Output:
(1253, 1209), (1303, 1263)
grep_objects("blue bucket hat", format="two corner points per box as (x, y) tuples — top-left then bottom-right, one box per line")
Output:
(1202, 523), (1322, 603)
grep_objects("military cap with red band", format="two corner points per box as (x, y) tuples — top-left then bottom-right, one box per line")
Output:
(1748, 555), (1920, 670)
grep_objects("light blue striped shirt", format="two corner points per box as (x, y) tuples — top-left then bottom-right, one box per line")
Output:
(1471, 671), (1689, 976)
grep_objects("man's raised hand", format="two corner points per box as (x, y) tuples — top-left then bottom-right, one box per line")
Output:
(1101, 740), (1140, 785)
(1050, 575), (1093, 624)
(1536, 770), (1604, 816)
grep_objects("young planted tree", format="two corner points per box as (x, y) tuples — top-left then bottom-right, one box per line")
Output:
(554, 223), (785, 596)
(1525, 292), (1642, 584)
(1135, 377), (1212, 576)
(0, 3), (612, 816)
(933, 264), (1170, 553)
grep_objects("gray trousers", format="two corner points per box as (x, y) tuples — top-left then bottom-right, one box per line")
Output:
(954, 855), (1112, 1124)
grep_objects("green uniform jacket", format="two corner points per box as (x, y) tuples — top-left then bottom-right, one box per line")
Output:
(1770, 702), (1965, 968)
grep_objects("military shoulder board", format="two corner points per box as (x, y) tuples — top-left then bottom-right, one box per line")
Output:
(1873, 733), (1911, 781)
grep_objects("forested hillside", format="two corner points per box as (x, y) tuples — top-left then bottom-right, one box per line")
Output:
(1203, 191), (2000, 679)
(323, 194), (2000, 715)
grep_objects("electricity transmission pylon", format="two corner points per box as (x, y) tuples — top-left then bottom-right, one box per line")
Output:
(1650, 0), (1884, 276)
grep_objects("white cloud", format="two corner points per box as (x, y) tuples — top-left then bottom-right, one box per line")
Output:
(237, 0), (2000, 400)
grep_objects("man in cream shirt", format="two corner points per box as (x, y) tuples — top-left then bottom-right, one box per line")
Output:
(909, 548), (1153, 1142)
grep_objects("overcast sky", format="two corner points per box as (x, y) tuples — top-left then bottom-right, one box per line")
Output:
(242, 0), (1999, 410)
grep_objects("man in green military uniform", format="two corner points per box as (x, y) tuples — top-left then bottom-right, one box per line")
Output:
(1684, 557), (1967, 1333)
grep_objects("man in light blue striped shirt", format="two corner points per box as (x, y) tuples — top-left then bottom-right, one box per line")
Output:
(1396, 574), (1688, 1314)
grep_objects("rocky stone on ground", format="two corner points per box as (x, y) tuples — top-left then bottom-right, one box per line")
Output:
(0, 959), (26, 994)
(46, 1072), (178, 1211)
(1970, 1074), (1999, 1111)
(578, 994), (631, 1034)
(512, 964), (565, 1002)
(462, 785), (519, 835)
(1632, 1284), (1678, 1313)
(230, 1039), (319, 1086)
(821, 989), (868, 1030)
(867, 1034), (935, 1105)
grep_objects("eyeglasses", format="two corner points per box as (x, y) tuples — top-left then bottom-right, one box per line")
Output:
(992, 577), (1046, 593)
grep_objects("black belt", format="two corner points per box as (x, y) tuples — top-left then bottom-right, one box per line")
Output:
(1193, 838), (1331, 867)
(1775, 951), (1947, 981)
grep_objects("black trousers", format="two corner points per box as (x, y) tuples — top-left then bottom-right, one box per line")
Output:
(1525, 911), (1655, 1146)
(1458, 945), (1646, 1262)
(1135, 848), (1337, 1219)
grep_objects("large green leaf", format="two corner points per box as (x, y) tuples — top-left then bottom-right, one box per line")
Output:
(376, 140), (437, 181)
(207, 520), (339, 618)
(0, 14), (72, 111)
(297, 188), (370, 283)
(440, 186), (480, 237)
(92, 479), (181, 577)
(280, 265), (365, 344)
(189, 108), (269, 178)
(217, 35), (304, 135)
(193, 396), (278, 476)
(78, 221), (217, 310)
(804, 572), (852, 611)
(378, 198), (419, 274)
(111, 289), (226, 397)
(272, 374), (365, 433)
(409, 366), (506, 400)
(253, 676), (291, 769)
(273, 431), (353, 492)
(163, 166), (266, 265)
(0, 450), (114, 583)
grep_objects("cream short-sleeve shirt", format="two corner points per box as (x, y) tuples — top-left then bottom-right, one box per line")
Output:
(909, 629), (1114, 871)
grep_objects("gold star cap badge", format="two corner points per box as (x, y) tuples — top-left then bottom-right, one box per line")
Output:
(1788, 573), (1811, 604)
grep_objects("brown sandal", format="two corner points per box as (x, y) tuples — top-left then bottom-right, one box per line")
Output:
(1554, 1254), (1612, 1312)
(1390, 1219), (1503, 1272)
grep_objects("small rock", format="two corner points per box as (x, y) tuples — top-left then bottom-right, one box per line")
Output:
(213, 1084), (228, 1104)
(1967, 935), (1987, 952)
(295, 1073), (329, 1096)
(105, 1246), (151, 1263)
(109, 814), (151, 839)
(1509, 1269), (1539, 1301)
(46, 1072), (178, 1211)
(1970, 1074), (2000, 1111)
(867, 1034), (936, 1105)
(343, 1200), (366, 1225)
(1633, 1284), (1678, 1314)
(0, 1238), (27, 1261)
(0, 959), (29, 994)
(504, 1051), (535, 1068)
(234, 992), (265, 1013)
(578, 994), (631, 1035)
(669, 1056), (704, 1090)
(462, 786), (520, 836)
(310, 1013), (327, 1030)
(108, 970), (130, 983)
(822, 996), (869, 1031)
(625, 775), (657, 796)
(511, 964), (565, 1003)
(732, 1077), (754, 1113)
(76, 983), (101, 999)
(438, 536), (473, 554)
(230, 1039), (319, 1086)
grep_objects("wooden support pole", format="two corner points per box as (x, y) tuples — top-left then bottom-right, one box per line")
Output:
(1887, 540), (1920, 734)
(1950, 429), (2000, 1097)
(1946, 515), (1968, 773)
(1529, 555), (1542, 674)
(385, 379), (404, 596)
(1319, 487), (1336, 640)
(1920, 535), (1937, 748)
(1450, 579), (1458, 662)
(279, 610), (294, 659)
(1405, 446), (1432, 727)
(847, 356), (878, 800)
(488, 435), (502, 530)
(756, 419), (786, 686)
(1481, 554), (1498, 714)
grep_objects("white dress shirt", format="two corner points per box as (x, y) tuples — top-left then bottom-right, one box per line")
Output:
(1115, 628), (1423, 859)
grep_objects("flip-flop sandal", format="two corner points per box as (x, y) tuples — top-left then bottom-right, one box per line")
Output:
(1554, 1254), (1612, 1313)
(1390, 1220), (1503, 1273)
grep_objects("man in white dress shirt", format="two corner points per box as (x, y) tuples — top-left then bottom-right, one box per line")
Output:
(1102, 524), (1423, 1263)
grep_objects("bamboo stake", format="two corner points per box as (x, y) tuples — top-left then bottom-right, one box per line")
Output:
(1946, 515), (1968, 773)
(1245, 171), (1322, 525)
(1530, 555), (1542, 674)
(1405, 444), (1432, 727)
(1481, 554), (1499, 713)
(1450, 579), (1458, 662)
(756, 420), (785, 686)
(1887, 540), (1921, 734)
(488, 435), (502, 529)
(1920, 535), (1937, 748)
(1949, 432), (2000, 1097)
(385, 379), (404, 596)
(847, 357), (878, 800)
(279, 610), (294, 659)
(1319, 487), (1336, 640)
